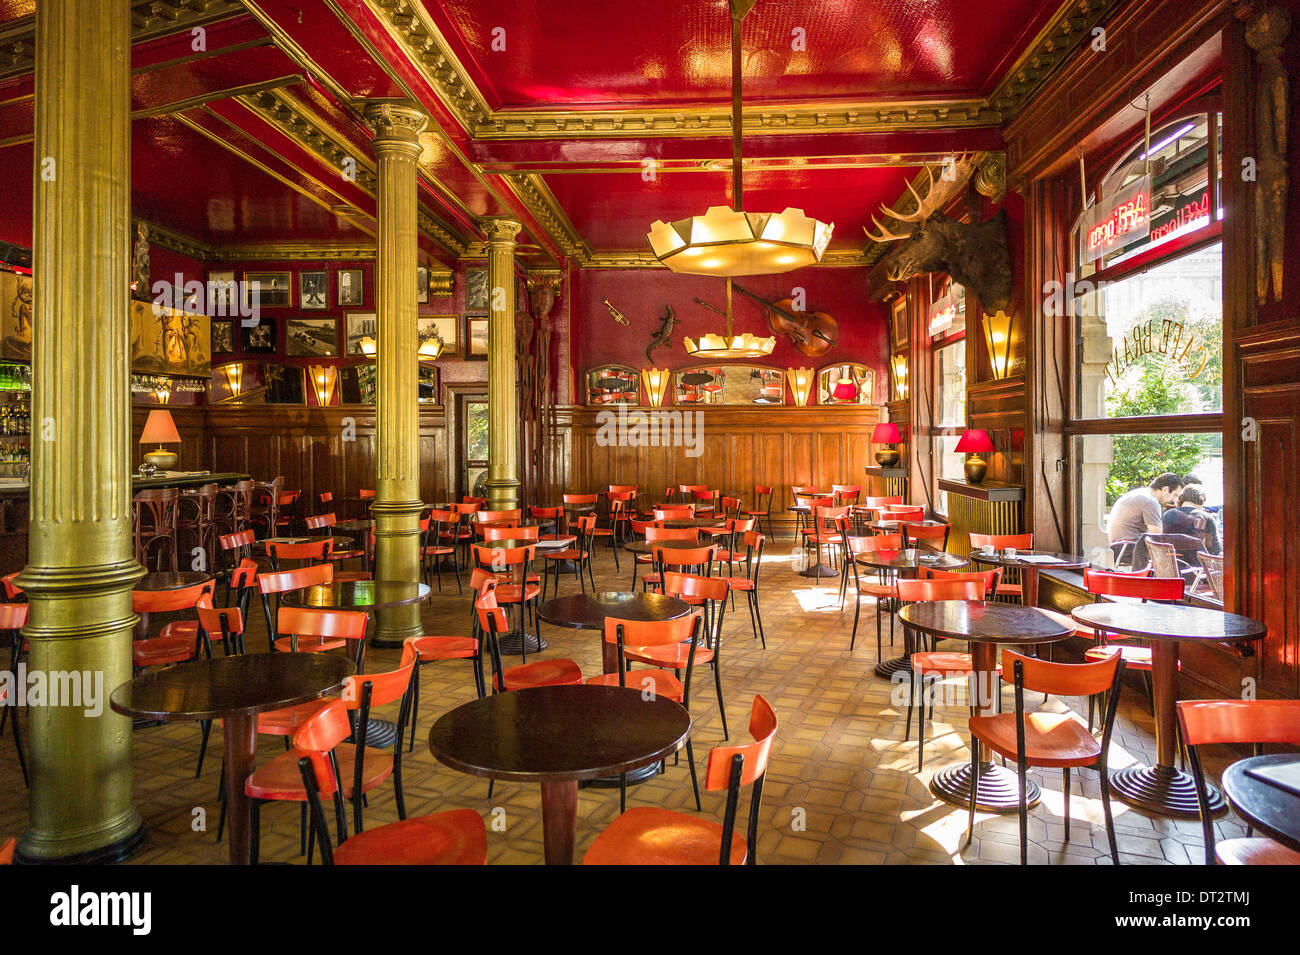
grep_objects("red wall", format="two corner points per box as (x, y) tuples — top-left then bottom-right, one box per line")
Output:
(569, 266), (890, 404)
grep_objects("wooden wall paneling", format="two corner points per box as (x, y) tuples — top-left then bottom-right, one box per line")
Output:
(759, 432), (784, 515)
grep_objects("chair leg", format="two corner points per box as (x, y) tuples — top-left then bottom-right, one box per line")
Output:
(712, 662), (729, 740)
(196, 719), (212, 779)
(619, 773), (626, 814)
(11, 701), (27, 787)
(249, 798), (260, 865)
(1017, 760), (1029, 865)
(964, 745), (978, 849)
(408, 663), (421, 754)
(685, 737), (701, 811)
(1099, 762), (1120, 864)
(1062, 767), (1071, 841)
(916, 676), (927, 773)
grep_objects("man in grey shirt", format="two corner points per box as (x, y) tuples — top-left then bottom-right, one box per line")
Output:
(1108, 472), (1184, 545)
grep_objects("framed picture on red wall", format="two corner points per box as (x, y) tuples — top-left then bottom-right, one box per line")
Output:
(464, 316), (488, 360)
(890, 295), (908, 350)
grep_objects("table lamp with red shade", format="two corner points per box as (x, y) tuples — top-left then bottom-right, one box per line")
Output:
(872, 422), (903, 467)
(139, 409), (181, 472)
(954, 428), (995, 484)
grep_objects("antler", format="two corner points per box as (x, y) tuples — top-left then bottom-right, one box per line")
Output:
(865, 154), (978, 243)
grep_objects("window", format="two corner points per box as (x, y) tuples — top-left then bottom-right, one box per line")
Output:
(933, 338), (966, 515)
(1068, 105), (1224, 577)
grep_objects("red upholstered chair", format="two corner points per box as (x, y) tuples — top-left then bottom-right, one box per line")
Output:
(245, 644), (419, 863)
(843, 532), (905, 653)
(969, 532), (1035, 601)
(1176, 699), (1300, 865)
(586, 613), (706, 811)
(896, 577), (993, 771)
(295, 700), (486, 865)
(741, 485), (774, 539)
(0, 603), (28, 786)
(965, 651), (1126, 865)
(583, 695), (778, 866)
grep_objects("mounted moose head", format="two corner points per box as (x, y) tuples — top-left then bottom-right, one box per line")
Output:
(865, 157), (1012, 314)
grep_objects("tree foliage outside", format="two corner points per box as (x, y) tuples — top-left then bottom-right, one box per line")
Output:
(1103, 294), (1220, 505)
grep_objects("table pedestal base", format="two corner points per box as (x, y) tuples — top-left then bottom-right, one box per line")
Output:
(799, 564), (839, 578)
(581, 763), (661, 789)
(361, 718), (400, 749)
(1111, 764), (1225, 818)
(930, 761), (1041, 814)
(874, 656), (910, 679)
(497, 633), (548, 655)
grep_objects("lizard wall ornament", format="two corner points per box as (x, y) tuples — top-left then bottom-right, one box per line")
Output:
(645, 304), (675, 365)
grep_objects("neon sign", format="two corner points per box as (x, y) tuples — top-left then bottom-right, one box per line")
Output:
(1150, 190), (1211, 243)
(1082, 175), (1151, 263)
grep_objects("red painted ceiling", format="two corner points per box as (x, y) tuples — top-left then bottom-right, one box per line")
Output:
(428, 0), (1062, 108)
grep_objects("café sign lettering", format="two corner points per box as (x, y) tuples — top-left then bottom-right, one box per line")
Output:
(1104, 317), (1210, 385)
(1083, 174), (1151, 263)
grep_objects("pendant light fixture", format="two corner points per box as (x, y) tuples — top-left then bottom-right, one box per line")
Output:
(646, 0), (834, 280)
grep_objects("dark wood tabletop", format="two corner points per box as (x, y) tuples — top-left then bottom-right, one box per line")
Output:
(865, 519), (945, 531)
(898, 599), (1075, 645)
(480, 537), (574, 551)
(279, 580), (431, 611)
(536, 591), (690, 630)
(134, 571), (214, 592)
(478, 517), (556, 529)
(427, 684), (691, 784)
(1222, 755), (1300, 853)
(331, 519), (373, 532)
(853, 550), (968, 572)
(109, 653), (352, 722)
(624, 539), (710, 555)
(969, 550), (1089, 569)
(1070, 603), (1266, 643)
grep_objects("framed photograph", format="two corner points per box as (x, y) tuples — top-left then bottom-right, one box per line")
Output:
(211, 319), (235, 354)
(465, 268), (489, 310)
(890, 295), (908, 350)
(206, 271), (237, 318)
(300, 271), (328, 310)
(344, 313), (377, 355)
(465, 316), (489, 360)
(243, 271), (291, 310)
(240, 318), (277, 353)
(417, 265), (430, 304)
(337, 269), (363, 307)
(419, 315), (457, 350)
(285, 317), (338, 357)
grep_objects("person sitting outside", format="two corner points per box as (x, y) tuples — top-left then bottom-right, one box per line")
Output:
(1163, 484), (1221, 556)
(1107, 472), (1184, 566)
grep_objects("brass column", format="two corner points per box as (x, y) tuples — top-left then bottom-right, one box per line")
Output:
(17, 0), (144, 862)
(484, 218), (523, 511)
(363, 101), (427, 646)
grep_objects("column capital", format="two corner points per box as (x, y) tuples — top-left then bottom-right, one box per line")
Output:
(483, 216), (523, 246)
(361, 99), (428, 150)
(526, 269), (563, 291)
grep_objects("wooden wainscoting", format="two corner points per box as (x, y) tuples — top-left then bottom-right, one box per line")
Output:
(545, 404), (881, 526)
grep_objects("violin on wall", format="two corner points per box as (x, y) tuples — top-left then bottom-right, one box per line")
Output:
(731, 283), (839, 357)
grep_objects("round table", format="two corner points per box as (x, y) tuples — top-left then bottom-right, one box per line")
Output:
(623, 539), (710, 556)
(537, 591), (691, 674)
(134, 571), (214, 637)
(428, 684), (691, 864)
(1222, 754), (1300, 853)
(280, 579), (431, 650)
(470, 539), (568, 655)
(898, 600), (1074, 813)
(110, 653), (352, 865)
(1071, 602), (1266, 817)
(968, 550), (1090, 607)
(852, 550), (969, 678)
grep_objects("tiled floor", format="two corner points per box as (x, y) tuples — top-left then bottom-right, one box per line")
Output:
(0, 536), (1249, 864)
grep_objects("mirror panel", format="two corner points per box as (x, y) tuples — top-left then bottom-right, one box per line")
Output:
(674, 365), (784, 405)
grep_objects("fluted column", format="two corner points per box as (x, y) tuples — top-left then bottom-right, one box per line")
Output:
(484, 218), (523, 511)
(363, 101), (427, 646)
(16, 0), (144, 862)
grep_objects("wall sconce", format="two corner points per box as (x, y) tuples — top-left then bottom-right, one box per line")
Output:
(890, 353), (909, 400)
(308, 364), (338, 407)
(641, 368), (670, 407)
(786, 367), (814, 406)
(982, 310), (1013, 380)
(358, 336), (377, 357)
(417, 330), (447, 360)
(154, 382), (172, 404)
(871, 421), (902, 467)
(222, 363), (243, 398)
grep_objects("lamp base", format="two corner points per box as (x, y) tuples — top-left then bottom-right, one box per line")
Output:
(875, 448), (900, 467)
(143, 449), (178, 471)
(963, 455), (988, 484)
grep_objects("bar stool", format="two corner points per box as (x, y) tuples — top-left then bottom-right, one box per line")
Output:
(215, 480), (254, 537)
(176, 483), (218, 572)
(133, 487), (179, 572)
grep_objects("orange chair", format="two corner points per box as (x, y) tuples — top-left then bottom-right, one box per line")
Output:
(722, 531), (768, 648)
(304, 513), (368, 568)
(403, 629), (485, 754)
(832, 484), (862, 506)
(965, 651), (1126, 865)
(528, 505), (563, 541)
(541, 514), (596, 597)
(897, 577), (992, 771)
(258, 562), (333, 652)
(881, 505), (925, 524)
(587, 613), (706, 811)
(583, 695), (778, 865)
(637, 526), (700, 591)
(653, 504), (695, 521)
(920, 566), (1003, 598)
(275, 606), (368, 675)
(447, 502), (481, 566)
(477, 508), (522, 526)
(477, 589), (582, 693)
(642, 571), (730, 739)
(471, 543), (541, 662)
(295, 700), (486, 865)
(2, 570), (23, 601)
(1176, 699), (1300, 865)
(843, 533), (904, 652)
(1081, 568), (1184, 726)
(607, 490), (636, 544)
(801, 501), (845, 584)
(901, 521), (951, 551)
(421, 510), (461, 595)
(246, 645), (418, 863)
(0, 603), (28, 785)
(265, 537), (332, 572)
(741, 485), (774, 539)
(969, 532), (1034, 601)
(0, 838), (12, 863)
(703, 517), (754, 581)
(562, 492), (599, 534)
(865, 496), (904, 508)
(131, 580), (217, 669)
(481, 523), (539, 542)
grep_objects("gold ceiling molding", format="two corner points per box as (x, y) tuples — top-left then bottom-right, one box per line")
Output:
(214, 241), (380, 261)
(501, 173), (592, 263)
(137, 219), (216, 262)
(0, 0), (246, 81)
